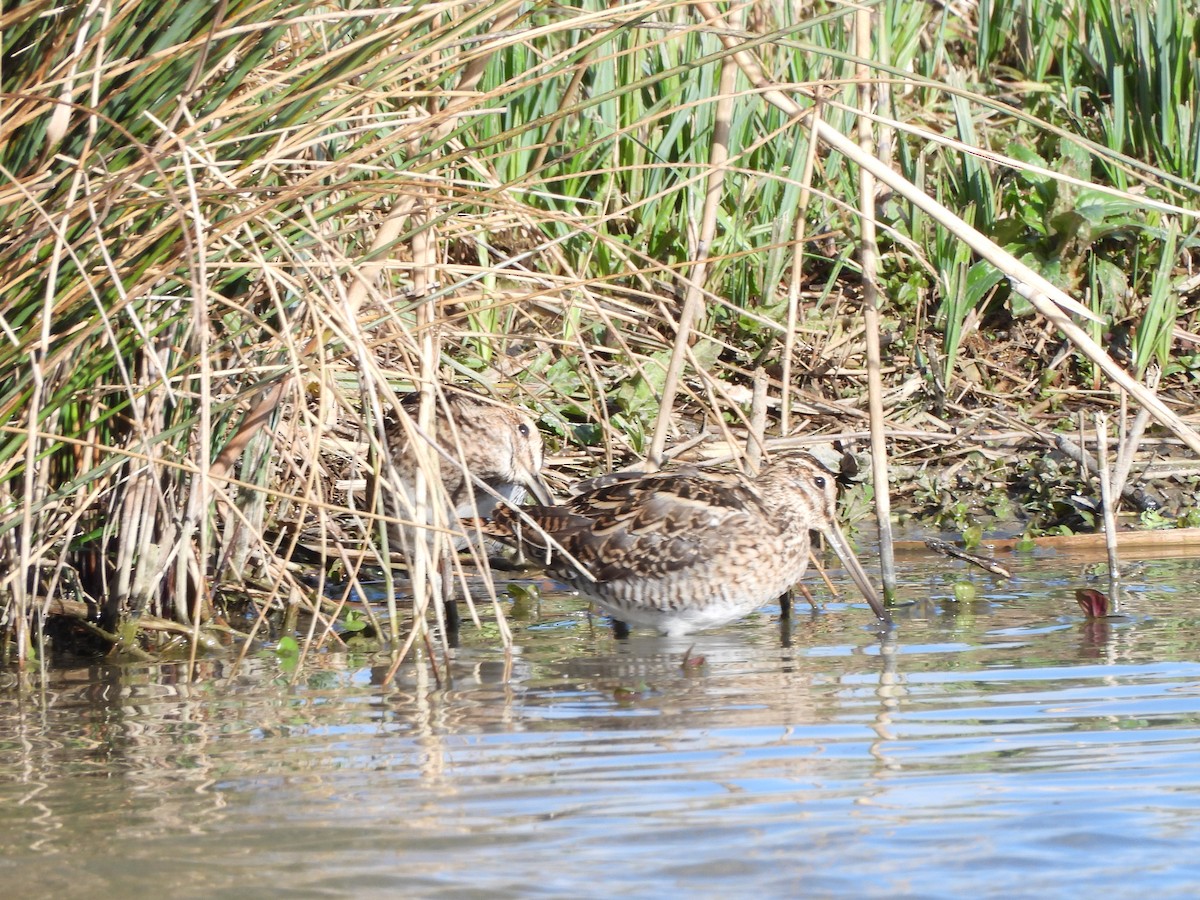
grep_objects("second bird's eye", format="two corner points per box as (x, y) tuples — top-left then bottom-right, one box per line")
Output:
(813, 476), (826, 489)
(518, 423), (530, 437)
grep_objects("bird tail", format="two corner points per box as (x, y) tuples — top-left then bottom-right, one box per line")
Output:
(462, 504), (591, 572)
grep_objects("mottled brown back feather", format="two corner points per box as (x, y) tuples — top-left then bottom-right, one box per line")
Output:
(489, 463), (776, 580)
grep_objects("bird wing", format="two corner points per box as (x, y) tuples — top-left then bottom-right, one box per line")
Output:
(557, 468), (773, 581)
(482, 466), (777, 581)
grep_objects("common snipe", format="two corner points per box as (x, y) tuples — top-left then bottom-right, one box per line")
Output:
(368, 390), (552, 627)
(486, 450), (890, 636)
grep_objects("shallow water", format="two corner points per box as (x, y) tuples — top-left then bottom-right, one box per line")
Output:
(5, 549), (1200, 898)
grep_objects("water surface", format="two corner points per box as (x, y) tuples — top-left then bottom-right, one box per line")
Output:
(5, 551), (1200, 898)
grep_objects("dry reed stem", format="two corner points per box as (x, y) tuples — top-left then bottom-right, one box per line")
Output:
(782, 101), (823, 435)
(855, 5), (897, 597)
(813, 87), (1198, 219)
(647, 3), (740, 469)
(1094, 413), (1121, 606)
(746, 368), (769, 472)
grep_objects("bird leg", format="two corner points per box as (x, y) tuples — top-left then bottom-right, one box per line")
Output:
(779, 582), (822, 622)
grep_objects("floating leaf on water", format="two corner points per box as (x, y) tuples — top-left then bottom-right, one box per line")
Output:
(952, 581), (978, 603)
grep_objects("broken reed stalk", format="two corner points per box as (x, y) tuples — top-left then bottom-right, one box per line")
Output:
(746, 367), (769, 473)
(1112, 365), (1161, 501)
(1095, 413), (1121, 608)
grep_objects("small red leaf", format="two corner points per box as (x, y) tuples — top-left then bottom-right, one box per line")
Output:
(1075, 588), (1109, 618)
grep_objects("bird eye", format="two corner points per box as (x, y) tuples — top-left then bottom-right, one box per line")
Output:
(518, 423), (531, 437)
(813, 475), (826, 489)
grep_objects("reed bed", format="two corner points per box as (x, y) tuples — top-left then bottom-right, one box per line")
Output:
(2, 0), (1197, 674)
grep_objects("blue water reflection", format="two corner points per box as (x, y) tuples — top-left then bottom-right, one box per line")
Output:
(4, 553), (1200, 897)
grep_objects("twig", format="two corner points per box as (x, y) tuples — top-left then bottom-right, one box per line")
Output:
(1048, 432), (1162, 511)
(1111, 364), (1160, 501)
(924, 539), (1012, 578)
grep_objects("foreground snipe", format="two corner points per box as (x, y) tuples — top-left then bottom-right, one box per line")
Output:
(486, 450), (891, 636)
